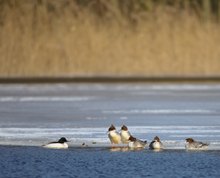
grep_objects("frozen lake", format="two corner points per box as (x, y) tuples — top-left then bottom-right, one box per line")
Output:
(0, 83), (220, 149)
(1, 83), (220, 177)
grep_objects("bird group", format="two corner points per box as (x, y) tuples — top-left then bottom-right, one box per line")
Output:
(41, 124), (209, 150)
(108, 124), (162, 150)
(108, 124), (209, 150)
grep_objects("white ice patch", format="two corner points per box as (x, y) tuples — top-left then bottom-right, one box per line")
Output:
(0, 96), (93, 102)
(102, 109), (215, 114)
(86, 117), (107, 120)
(1, 126), (220, 149)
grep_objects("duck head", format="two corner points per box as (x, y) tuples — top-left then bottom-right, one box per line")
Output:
(121, 125), (128, 131)
(108, 124), (116, 132)
(58, 137), (69, 143)
(186, 138), (194, 143)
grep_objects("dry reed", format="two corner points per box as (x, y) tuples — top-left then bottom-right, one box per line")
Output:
(0, 1), (220, 78)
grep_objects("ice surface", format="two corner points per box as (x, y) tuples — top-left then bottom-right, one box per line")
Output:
(0, 83), (220, 150)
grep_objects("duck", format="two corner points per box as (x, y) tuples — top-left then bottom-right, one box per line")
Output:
(185, 138), (209, 150)
(108, 124), (121, 144)
(43, 137), (69, 149)
(120, 125), (131, 144)
(128, 135), (147, 149)
(149, 136), (163, 150)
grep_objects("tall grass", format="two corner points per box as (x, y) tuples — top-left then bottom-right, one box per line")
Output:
(0, 0), (220, 78)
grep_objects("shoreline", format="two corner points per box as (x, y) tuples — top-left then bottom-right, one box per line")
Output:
(0, 144), (219, 151)
(0, 76), (220, 84)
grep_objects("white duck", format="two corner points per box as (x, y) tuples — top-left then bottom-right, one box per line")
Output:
(149, 136), (163, 150)
(43, 137), (69, 149)
(120, 125), (131, 144)
(108, 124), (121, 144)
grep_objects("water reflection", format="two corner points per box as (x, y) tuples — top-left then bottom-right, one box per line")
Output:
(109, 146), (146, 152)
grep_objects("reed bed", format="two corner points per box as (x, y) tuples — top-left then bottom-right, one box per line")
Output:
(0, 1), (220, 78)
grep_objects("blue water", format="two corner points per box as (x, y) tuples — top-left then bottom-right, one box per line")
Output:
(0, 145), (220, 178)
(0, 83), (220, 177)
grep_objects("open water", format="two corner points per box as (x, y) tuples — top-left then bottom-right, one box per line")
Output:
(0, 83), (220, 177)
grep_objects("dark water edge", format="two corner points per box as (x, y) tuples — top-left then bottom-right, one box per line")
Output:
(0, 145), (220, 178)
(0, 76), (220, 84)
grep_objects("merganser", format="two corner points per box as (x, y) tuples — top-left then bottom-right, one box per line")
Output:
(128, 135), (147, 149)
(108, 124), (121, 144)
(149, 136), (163, 150)
(185, 138), (209, 150)
(43, 137), (69, 149)
(120, 125), (131, 144)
